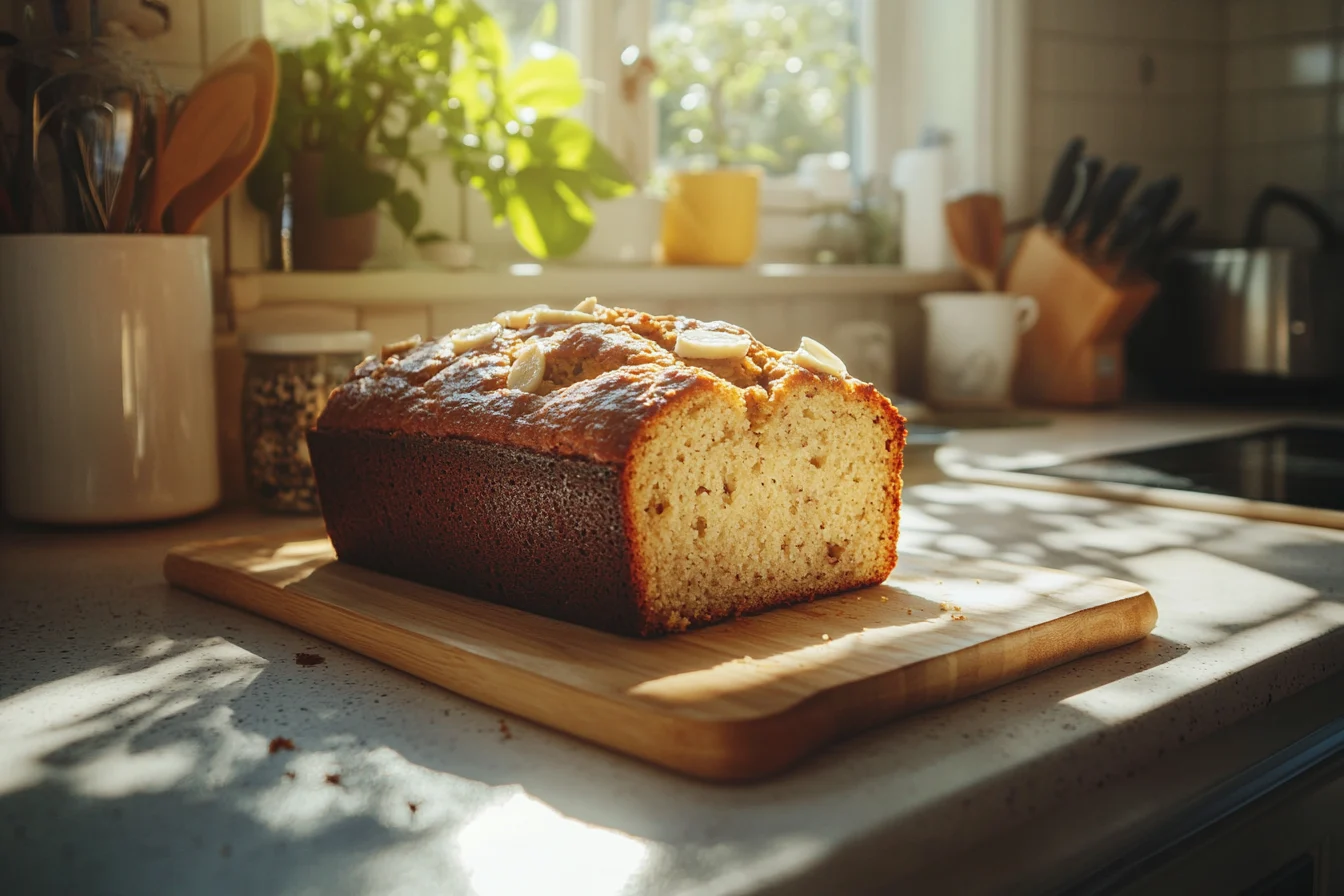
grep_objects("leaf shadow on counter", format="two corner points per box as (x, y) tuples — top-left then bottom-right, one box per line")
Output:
(5, 479), (1342, 894)
(0, 576), (1193, 896)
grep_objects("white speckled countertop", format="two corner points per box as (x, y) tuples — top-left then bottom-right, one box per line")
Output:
(3, 410), (1343, 895)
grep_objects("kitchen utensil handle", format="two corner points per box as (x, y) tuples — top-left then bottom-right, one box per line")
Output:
(1015, 296), (1040, 334)
(1242, 185), (1343, 250)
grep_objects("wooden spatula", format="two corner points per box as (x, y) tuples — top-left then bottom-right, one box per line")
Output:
(168, 39), (278, 234)
(143, 70), (256, 233)
(944, 192), (1005, 291)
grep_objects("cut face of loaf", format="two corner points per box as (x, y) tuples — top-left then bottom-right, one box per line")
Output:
(629, 378), (900, 631)
(311, 303), (905, 636)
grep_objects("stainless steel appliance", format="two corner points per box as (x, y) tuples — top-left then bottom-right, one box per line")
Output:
(1127, 186), (1344, 403)
(1183, 187), (1344, 379)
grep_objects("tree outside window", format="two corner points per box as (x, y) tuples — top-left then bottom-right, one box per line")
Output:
(651, 0), (863, 176)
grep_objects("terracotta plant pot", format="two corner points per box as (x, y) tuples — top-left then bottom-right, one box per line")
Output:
(290, 151), (380, 271)
(661, 168), (760, 266)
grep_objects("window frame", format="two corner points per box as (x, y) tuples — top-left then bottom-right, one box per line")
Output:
(582, 0), (883, 192)
(230, 0), (911, 270)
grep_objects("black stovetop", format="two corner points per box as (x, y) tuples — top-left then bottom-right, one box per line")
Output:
(1028, 425), (1344, 512)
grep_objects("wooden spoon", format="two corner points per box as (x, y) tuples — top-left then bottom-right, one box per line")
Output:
(944, 192), (1005, 291)
(169, 39), (278, 235)
(143, 70), (256, 233)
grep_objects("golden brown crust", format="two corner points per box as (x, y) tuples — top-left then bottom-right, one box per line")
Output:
(317, 306), (849, 465)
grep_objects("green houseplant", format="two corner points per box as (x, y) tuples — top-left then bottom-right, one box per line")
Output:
(248, 0), (633, 269)
(649, 0), (864, 265)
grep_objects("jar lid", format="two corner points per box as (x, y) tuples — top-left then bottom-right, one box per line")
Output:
(241, 330), (374, 356)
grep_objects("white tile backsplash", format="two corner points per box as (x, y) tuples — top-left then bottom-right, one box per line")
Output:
(1228, 0), (1261, 42)
(1171, 0), (1227, 39)
(1226, 97), (1257, 143)
(1283, 0), (1334, 35)
(1068, 1), (1120, 37)
(1226, 45), (1259, 92)
(1032, 35), (1071, 91)
(1287, 41), (1335, 86)
(132, 0), (202, 66)
(1120, 0), (1174, 41)
(1273, 92), (1331, 141)
(1031, 0), (1343, 243)
(1266, 144), (1330, 190)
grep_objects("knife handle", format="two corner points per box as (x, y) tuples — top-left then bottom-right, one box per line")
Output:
(1082, 164), (1141, 249)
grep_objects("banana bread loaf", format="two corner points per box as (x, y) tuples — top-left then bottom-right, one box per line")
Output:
(308, 299), (906, 637)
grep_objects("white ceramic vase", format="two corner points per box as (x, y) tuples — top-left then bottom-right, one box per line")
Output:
(0, 235), (220, 523)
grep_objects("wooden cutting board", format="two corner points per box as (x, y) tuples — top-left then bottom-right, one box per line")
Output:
(164, 533), (1157, 782)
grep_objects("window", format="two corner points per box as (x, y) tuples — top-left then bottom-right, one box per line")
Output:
(260, 0), (867, 181)
(262, 1), (572, 59)
(650, 0), (862, 177)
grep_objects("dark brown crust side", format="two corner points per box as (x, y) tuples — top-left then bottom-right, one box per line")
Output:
(307, 429), (650, 636)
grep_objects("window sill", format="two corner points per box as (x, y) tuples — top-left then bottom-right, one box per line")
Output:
(228, 264), (969, 311)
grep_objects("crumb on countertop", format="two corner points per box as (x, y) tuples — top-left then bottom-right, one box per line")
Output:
(268, 737), (295, 754)
(498, 719), (513, 740)
(295, 652), (325, 666)
(325, 773), (342, 785)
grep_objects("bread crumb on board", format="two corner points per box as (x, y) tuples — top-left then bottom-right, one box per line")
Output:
(821, 633), (831, 642)
(951, 614), (967, 621)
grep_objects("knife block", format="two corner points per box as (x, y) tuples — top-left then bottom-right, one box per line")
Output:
(1006, 226), (1157, 406)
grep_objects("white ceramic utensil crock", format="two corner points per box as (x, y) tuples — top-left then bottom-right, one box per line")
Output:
(0, 235), (220, 523)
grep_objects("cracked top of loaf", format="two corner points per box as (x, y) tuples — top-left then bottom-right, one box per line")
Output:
(316, 302), (893, 466)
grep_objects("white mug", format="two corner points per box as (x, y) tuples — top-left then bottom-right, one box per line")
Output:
(0, 235), (220, 523)
(921, 292), (1040, 409)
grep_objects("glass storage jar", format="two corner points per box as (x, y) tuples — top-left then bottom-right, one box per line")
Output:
(241, 331), (372, 513)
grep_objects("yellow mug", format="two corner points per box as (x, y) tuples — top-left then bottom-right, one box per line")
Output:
(661, 168), (760, 266)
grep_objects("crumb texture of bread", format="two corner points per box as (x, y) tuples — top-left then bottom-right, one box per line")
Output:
(626, 373), (900, 632)
(311, 303), (905, 636)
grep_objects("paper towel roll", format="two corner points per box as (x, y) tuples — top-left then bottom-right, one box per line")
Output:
(892, 146), (953, 271)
